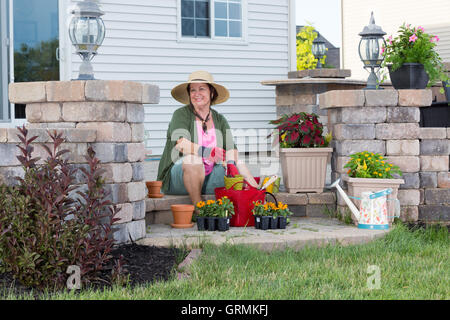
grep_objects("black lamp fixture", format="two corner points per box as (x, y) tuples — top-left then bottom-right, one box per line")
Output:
(69, 0), (106, 80)
(312, 36), (327, 69)
(358, 12), (386, 89)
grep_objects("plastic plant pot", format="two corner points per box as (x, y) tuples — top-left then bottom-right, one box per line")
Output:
(207, 217), (217, 231)
(260, 216), (270, 230)
(217, 217), (230, 232)
(278, 216), (287, 229)
(196, 216), (206, 231)
(254, 215), (261, 229)
(270, 216), (278, 229)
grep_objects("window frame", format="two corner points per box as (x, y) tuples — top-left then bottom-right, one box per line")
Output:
(0, 0), (68, 127)
(177, 0), (248, 45)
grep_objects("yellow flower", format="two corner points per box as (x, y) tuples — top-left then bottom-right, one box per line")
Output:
(381, 161), (385, 164)
(196, 201), (205, 208)
(385, 167), (391, 171)
(207, 200), (215, 205)
(218, 199), (223, 205)
(264, 204), (269, 210)
(379, 173), (382, 177)
(389, 164), (393, 167)
(281, 132), (287, 141)
(365, 154), (369, 157)
(363, 160), (368, 170)
(374, 171), (378, 175)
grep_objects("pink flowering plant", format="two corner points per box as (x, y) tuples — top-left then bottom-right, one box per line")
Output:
(381, 23), (448, 87)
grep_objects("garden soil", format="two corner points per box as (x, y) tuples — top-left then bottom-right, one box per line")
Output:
(0, 244), (186, 298)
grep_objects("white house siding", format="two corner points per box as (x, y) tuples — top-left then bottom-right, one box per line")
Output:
(341, 0), (450, 81)
(68, 0), (290, 156)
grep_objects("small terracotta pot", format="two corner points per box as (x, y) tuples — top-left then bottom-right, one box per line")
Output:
(171, 204), (195, 228)
(146, 181), (163, 198)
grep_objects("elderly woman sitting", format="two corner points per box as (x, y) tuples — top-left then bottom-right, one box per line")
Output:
(157, 71), (258, 206)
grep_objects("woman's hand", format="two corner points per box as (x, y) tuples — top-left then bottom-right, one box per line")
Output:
(175, 137), (197, 155)
(199, 146), (226, 163)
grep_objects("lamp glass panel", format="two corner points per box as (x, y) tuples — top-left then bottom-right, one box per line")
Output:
(74, 18), (89, 44)
(87, 19), (99, 44)
(318, 43), (326, 55)
(311, 43), (318, 56)
(359, 36), (384, 65)
(97, 19), (105, 45)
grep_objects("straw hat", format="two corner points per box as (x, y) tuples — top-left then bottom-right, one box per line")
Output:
(171, 71), (230, 105)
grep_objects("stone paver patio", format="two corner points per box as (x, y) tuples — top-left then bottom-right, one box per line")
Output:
(137, 217), (389, 251)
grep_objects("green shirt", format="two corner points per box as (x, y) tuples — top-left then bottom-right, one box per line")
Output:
(157, 105), (237, 193)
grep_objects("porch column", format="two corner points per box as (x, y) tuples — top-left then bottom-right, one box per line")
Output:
(6, 80), (160, 243)
(319, 89), (450, 222)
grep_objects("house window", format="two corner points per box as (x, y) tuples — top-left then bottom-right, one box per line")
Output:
(180, 0), (243, 39)
(181, 0), (210, 37)
(214, 0), (241, 38)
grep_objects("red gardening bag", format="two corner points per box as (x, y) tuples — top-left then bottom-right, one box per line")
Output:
(215, 177), (276, 227)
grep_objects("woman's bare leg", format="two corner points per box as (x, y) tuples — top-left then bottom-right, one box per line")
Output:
(182, 154), (205, 206)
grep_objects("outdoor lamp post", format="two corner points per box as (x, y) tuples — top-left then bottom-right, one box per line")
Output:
(312, 37), (327, 69)
(69, 0), (105, 80)
(358, 12), (386, 89)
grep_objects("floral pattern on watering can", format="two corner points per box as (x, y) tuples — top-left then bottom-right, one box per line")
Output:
(360, 191), (389, 226)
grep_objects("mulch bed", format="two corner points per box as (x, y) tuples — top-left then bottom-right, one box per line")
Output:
(0, 244), (188, 298)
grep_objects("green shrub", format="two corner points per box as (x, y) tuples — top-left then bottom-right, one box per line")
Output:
(0, 126), (121, 290)
(296, 25), (327, 70)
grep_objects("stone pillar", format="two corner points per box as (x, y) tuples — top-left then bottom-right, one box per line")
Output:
(7, 80), (160, 243)
(261, 70), (370, 134)
(319, 88), (450, 222)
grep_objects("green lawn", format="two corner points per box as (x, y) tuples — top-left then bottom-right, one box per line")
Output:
(2, 223), (449, 300)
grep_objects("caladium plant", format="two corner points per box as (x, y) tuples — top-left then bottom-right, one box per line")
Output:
(269, 112), (329, 148)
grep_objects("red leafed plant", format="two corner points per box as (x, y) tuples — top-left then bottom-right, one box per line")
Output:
(0, 125), (123, 290)
(269, 112), (329, 148)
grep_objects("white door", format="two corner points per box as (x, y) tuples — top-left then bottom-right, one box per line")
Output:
(0, 0), (61, 126)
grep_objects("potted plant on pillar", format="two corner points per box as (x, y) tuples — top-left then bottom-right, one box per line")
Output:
(269, 112), (333, 193)
(343, 151), (404, 224)
(382, 24), (448, 89)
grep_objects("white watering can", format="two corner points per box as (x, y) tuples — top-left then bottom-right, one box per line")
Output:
(329, 179), (399, 230)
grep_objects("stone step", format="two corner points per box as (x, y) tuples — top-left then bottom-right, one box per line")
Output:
(145, 192), (337, 225)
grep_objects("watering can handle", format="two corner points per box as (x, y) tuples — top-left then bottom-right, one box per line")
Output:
(228, 180), (245, 189)
(369, 188), (393, 199)
(264, 192), (278, 206)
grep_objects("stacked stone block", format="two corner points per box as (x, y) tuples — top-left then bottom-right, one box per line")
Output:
(270, 80), (367, 134)
(319, 89), (449, 222)
(4, 80), (160, 243)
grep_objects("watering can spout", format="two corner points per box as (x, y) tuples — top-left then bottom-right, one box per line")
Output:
(328, 179), (360, 220)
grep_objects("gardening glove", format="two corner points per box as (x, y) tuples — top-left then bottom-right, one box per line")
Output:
(198, 146), (226, 163)
(226, 160), (240, 177)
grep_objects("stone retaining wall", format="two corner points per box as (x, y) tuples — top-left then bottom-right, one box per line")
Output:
(2, 80), (159, 243)
(319, 89), (450, 222)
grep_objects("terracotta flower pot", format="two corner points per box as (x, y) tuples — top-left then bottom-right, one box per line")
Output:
(171, 204), (194, 228)
(146, 181), (164, 198)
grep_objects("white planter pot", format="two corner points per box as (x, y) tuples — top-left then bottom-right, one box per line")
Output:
(279, 147), (333, 193)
